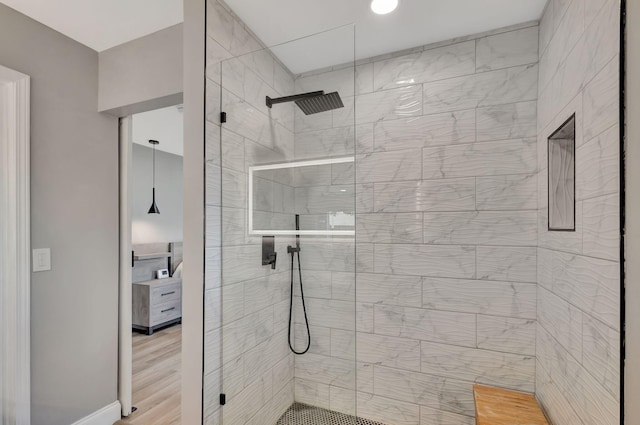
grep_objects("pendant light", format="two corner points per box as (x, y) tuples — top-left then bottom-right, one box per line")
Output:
(148, 140), (160, 214)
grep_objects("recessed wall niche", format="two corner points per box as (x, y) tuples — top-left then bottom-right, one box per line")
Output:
(548, 114), (576, 231)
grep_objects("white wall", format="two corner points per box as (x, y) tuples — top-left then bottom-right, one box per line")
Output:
(132, 144), (183, 244)
(132, 105), (184, 157)
(0, 4), (119, 425)
(98, 23), (183, 116)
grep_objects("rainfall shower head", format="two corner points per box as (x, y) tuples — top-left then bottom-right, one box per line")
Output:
(266, 90), (344, 115)
(295, 92), (344, 115)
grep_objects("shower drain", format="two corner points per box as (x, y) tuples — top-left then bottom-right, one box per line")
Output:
(275, 403), (387, 425)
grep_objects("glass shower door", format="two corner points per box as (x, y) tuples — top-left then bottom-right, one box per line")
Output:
(203, 21), (357, 425)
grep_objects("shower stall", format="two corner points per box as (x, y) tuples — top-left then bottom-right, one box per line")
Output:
(202, 0), (622, 424)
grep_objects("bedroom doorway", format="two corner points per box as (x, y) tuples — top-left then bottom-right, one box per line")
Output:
(118, 104), (184, 425)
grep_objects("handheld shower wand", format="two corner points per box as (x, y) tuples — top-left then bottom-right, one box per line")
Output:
(288, 214), (310, 355)
(287, 214), (301, 254)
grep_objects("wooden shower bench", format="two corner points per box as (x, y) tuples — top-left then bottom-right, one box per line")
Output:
(473, 384), (549, 425)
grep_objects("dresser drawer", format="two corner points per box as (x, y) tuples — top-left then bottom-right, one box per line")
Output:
(151, 282), (181, 305)
(150, 300), (181, 325)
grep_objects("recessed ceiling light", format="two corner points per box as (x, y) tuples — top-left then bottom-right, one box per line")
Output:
(371, 0), (398, 15)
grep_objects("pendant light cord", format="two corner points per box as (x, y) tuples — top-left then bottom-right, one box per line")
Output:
(152, 143), (156, 190)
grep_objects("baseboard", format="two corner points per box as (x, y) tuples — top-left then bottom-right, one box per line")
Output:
(70, 401), (121, 425)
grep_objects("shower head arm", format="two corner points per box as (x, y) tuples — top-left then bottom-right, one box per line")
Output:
(266, 91), (324, 108)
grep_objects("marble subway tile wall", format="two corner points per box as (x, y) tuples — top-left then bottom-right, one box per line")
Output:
(204, 1), (297, 423)
(292, 23), (540, 424)
(291, 65), (358, 415)
(203, 1), (621, 423)
(536, 0), (620, 424)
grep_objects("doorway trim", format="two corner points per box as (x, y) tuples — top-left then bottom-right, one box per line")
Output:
(0, 64), (31, 424)
(118, 116), (133, 416)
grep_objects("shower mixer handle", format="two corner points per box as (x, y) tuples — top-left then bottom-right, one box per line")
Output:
(287, 245), (300, 254)
(264, 252), (277, 269)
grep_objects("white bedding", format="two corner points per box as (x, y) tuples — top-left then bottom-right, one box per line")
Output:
(173, 261), (183, 278)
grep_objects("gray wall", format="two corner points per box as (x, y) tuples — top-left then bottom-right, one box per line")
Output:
(536, 0), (620, 424)
(0, 4), (119, 425)
(132, 144), (183, 244)
(181, 0), (206, 421)
(98, 24), (183, 116)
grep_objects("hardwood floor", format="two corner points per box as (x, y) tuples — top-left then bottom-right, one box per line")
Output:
(118, 324), (182, 425)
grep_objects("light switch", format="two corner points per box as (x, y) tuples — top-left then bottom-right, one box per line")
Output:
(32, 248), (51, 272)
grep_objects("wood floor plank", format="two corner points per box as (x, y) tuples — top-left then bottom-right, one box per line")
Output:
(118, 325), (182, 425)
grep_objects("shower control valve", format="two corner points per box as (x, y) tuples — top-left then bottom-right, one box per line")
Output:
(262, 236), (277, 269)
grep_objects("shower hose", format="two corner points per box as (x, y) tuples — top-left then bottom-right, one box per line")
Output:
(288, 246), (311, 355)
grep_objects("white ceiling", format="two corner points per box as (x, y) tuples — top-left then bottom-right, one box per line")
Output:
(1, 0), (546, 73)
(226, 0), (547, 74)
(0, 0), (183, 51)
(132, 106), (184, 157)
